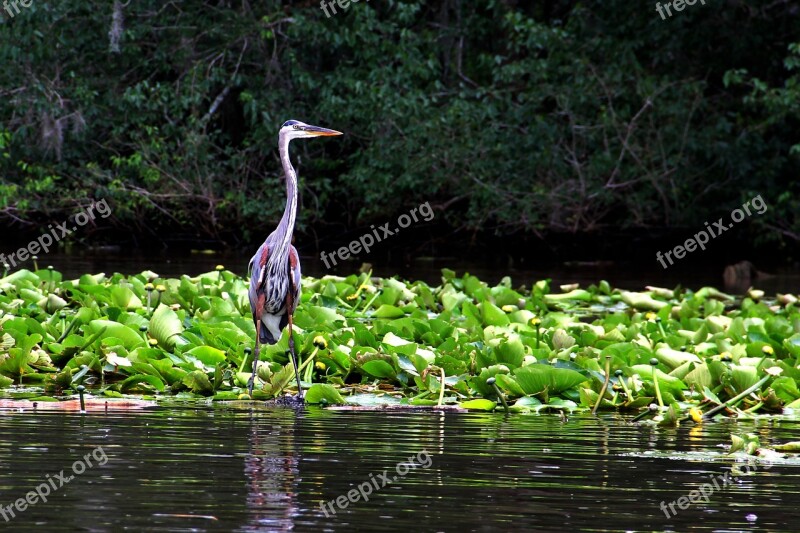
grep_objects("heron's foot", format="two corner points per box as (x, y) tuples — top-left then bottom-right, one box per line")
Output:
(273, 393), (304, 407)
(246, 373), (255, 396)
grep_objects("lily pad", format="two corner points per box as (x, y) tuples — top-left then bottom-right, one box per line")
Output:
(305, 384), (346, 405)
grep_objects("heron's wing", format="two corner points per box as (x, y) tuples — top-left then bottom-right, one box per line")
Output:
(288, 245), (302, 313)
(248, 242), (270, 320)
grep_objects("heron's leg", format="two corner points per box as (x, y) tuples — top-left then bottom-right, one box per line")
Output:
(248, 320), (263, 396)
(287, 312), (303, 399)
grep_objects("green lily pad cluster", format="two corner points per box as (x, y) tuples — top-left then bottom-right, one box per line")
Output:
(0, 266), (798, 416)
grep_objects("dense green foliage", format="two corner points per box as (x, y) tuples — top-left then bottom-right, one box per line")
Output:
(1, 267), (800, 421)
(0, 1), (797, 246)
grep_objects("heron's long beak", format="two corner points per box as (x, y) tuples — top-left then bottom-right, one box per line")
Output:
(303, 125), (343, 137)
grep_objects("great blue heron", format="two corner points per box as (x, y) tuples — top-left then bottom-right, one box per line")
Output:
(247, 120), (342, 398)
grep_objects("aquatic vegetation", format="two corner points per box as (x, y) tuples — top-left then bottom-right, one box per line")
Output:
(0, 267), (798, 421)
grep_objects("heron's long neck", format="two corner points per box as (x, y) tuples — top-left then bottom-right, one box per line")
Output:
(273, 135), (297, 262)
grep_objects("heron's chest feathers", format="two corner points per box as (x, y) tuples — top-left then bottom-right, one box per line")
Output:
(263, 258), (301, 313)
(260, 312), (284, 342)
(264, 268), (290, 313)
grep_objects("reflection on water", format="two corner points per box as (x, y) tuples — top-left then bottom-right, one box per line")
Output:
(12, 249), (800, 294)
(1, 407), (800, 531)
(244, 410), (300, 532)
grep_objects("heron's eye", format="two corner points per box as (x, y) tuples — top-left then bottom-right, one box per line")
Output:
(293, 125), (299, 130)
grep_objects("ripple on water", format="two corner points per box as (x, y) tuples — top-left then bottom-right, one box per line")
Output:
(1, 408), (800, 531)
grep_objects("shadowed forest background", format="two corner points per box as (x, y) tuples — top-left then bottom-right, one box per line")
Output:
(0, 0), (798, 266)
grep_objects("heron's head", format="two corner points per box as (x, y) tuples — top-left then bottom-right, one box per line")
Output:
(280, 120), (342, 141)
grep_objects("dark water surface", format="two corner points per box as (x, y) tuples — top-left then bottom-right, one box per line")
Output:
(1, 407), (799, 532)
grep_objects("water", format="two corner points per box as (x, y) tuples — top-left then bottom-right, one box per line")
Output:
(1, 407), (799, 532)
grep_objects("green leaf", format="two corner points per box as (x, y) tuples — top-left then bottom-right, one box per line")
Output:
(481, 302), (510, 326)
(682, 363), (712, 390)
(119, 373), (165, 392)
(111, 286), (143, 309)
(654, 346), (701, 369)
(544, 289), (592, 302)
(305, 384), (346, 405)
(149, 305), (188, 350)
(552, 329), (576, 350)
(181, 370), (214, 394)
(509, 396), (542, 412)
(361, 360), (396, 379)
(495, 374), (527, 397)
(513, 365), (587, 395)
(459, 399), (497, 411)
(730, 365), (759, 393)
(495, 338), (525, 367)
(374, 305), (406, 319)
(770, 377), (800, 403)
(84, 321), (145, 349)
(620, 291), (669, 311)
(184, 346), (227, 366)
(729, 434), (745, 454)
(632, 365), (688, 395)
(213, 391), (241, 401)
(772, 441), (800, 452)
